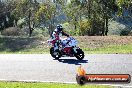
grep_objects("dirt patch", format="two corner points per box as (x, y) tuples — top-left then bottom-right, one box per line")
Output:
(0, 36), (132, 52)
(74, 36), (132, 49)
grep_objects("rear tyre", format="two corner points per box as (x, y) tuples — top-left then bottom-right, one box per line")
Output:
(76, 75), (86, 85)
(74, 48), (84, 60)
(50, 47), (62, 60)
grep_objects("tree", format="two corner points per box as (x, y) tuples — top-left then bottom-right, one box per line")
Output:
(12, 0), (39, 37)
(77, 0), (118, 36)
(35, 0), (56, 35)
(116, 0), (132, 16)
(64, 0), (82, 30)
(0, 0), (17, 30)
(0, 1), (6, 30)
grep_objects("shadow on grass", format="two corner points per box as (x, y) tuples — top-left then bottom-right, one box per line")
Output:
(0, 37), (39, 52)
(57, 58), (88, 65)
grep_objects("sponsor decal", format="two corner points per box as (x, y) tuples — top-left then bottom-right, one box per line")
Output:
(76, 66), (131, 85)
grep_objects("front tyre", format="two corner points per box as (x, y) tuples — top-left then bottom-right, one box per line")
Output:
(50, 47), (62, 60)
(74, 48), (84, 60)
(76, 75), (86, 85)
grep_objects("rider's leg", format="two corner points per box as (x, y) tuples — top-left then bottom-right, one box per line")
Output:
(54, 43), (58, 51)
(54, 41), (59, 51)
(73, 47), (77, 53)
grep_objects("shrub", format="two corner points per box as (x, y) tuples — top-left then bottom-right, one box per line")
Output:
(63, 22), (81, 36)
(17, 27), (50, 37)
(65, 29), (81, 36)
(120, 28), (131, 36)
(1, 27), (20, 36)
(79, 20), (91, 35)
(108, 20), (131, 36)
(31, 28), (49, 37)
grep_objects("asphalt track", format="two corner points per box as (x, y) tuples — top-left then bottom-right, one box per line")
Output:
(0, 54), (132, 88)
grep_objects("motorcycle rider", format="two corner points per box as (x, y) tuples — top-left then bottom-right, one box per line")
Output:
(51, 24), (69, 51)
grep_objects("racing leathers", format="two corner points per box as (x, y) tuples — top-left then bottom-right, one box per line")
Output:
(51, 29), (69, 51)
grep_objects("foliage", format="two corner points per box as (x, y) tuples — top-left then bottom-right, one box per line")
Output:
(0, 1), (17, 30)
(108, 20), (131, 36)
(35, 0), (56, 34)
(63, 0), (114, 35)
(63, 22), (81, 36)
(0, 0), (132, 36)
(65, 29), (80, 36)
(64, 0), (82, 30)
(116, 0), (132, 16)
(120, 28), (131, 36)
(35, 1), (56, 22)
(1, 27), (20, 36)
(79, 19), (91, 35)
(12, 0), (38, 18)
(32, 28), (49, 37)
(11, 0), (39, 36)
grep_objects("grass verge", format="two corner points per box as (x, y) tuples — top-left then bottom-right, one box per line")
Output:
(0, 44), (132, 54)
(0, 82), (112, 88)
(84, 44), (132, 54)
(0, 36), (132, 54)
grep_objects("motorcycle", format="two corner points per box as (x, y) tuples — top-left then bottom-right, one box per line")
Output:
(48, 36), (84, 60)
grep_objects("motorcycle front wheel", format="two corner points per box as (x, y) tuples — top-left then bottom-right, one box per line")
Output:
(50, 47), (62, 60)
(74, 48), (84, 60)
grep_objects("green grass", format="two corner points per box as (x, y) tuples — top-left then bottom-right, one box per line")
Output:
(0, 36), (132, 54)
(0, 82), (112, 88)
(84, 44), (132, 54)
(0, 47), (49, 54)
(0, 44), (132, 54)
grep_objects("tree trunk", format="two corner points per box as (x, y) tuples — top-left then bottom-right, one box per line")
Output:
(74, 23), (77, 30)
(49, 24), (53, 37)
(102, 19), (105, 36)
(85, 0), (91, 19)
(105, 16), (108, 36)
(28, 10), (33, 37)
(74, 16), (77, 30)
(88, 0), (91, 19)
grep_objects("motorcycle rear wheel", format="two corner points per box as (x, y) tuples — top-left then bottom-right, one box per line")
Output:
(50, 47), (62, 60)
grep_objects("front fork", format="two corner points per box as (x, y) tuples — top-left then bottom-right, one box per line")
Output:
(72, 46), (78, 54)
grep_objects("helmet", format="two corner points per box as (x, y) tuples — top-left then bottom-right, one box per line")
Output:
(57, 24), (63, 31)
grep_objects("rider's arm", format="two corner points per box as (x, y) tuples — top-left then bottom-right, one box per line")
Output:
(52, 31), (59, 40)
(51, 31), (56, 39)
(62, 31), (69, 37)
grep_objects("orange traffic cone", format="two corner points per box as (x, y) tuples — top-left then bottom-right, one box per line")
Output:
(77, 65), (86, 76)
